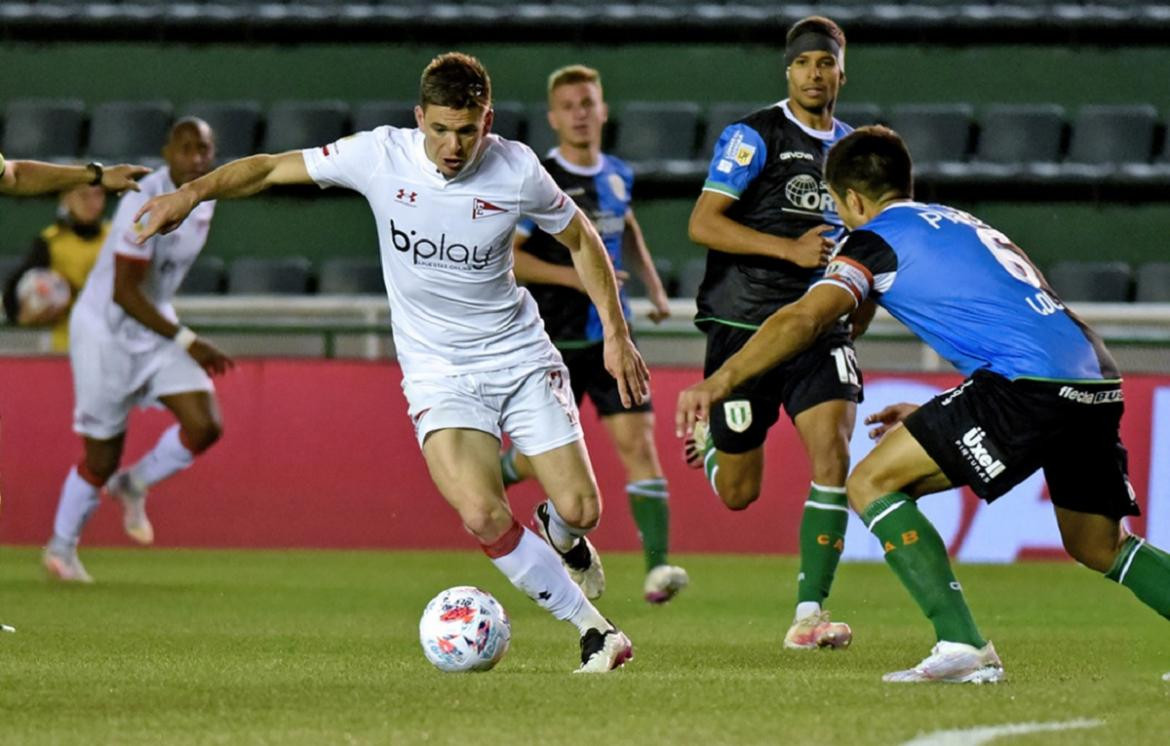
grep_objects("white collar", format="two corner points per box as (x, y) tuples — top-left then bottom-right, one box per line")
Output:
(552, 148), (604, 177)
(777, 99), (837, 141)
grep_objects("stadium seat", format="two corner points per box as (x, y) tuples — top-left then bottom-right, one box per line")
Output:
(623, 257), (675, 299)
(677, 257), (707, 299)
(834, 102), (883, 129)
(1135, 262), (1170, 302)
(1046, 261), (1133, 302)
(2, 99), (86, 160)
(178, 256), (226, 295)
(181, 100), (262, 160)
(975, 104), (1066, 164)
(885, 104), (974, 165)
(1067, 104), (1158, 164)
(263, 100), (350, 153)
(615, 102), (702, 162)
(227, 257), (314, 294)
(87, 100), (174, 161)
(702, 102), (766, 160)
(352, 101), (417, 132)
(488, 101), (526, 142)
(318, 258), (384, 294)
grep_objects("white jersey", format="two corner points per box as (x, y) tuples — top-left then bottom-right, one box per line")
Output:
(73, 167), (216, 353)
(302, 127), (576, 378)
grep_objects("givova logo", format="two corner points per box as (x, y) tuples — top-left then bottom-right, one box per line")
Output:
(390, 220), (494, 270)
(956, 426), (1007, 481)
(784, 174), (835, 212)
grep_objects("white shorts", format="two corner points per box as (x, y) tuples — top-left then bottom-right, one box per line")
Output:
(70, 314), (213, 439)
(402, 363), (583, 455)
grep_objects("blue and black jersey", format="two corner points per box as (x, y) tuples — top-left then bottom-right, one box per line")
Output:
(516, 150), (633, 345)
(695, 100), (851, 329)
(818, 201), (1120, 382)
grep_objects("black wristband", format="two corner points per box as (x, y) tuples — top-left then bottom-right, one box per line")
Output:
(86, 161), (104, 186)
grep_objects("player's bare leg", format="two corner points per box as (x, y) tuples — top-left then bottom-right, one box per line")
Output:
(1056, 505), (1170, 673)
(106, 391), (223, 545)
(785, 400), (854, 649)
(45, 434), (124, 583)
(423, 428), (631, 673)
(849, 426), (1002, 682)
(602, 410), (688, 603)
(525, 439), (607, 599)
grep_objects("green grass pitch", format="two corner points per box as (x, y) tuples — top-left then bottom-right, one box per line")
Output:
(0, 547), (1167, 745)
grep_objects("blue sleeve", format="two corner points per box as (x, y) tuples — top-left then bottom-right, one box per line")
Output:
(702, 123), (767, 199)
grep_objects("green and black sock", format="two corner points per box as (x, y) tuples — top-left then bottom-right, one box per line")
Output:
(628, 478), (670, 571)
(796, 483), (849, 608)
(1106, 535), (1170, 619)
(862, 492), (986, 648)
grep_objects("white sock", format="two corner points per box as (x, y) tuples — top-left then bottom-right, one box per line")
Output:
(490, 527), (608, 634)
(795, 601), (822, 622)
(543, 499), (586, 554)
(51, 467), (101, 549)
(129, 425), (195, 488)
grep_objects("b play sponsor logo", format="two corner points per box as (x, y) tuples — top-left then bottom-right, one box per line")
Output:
(389, 220), (495, 271)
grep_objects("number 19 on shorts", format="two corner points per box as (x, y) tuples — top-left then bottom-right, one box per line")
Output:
(830, 346), (860, 386)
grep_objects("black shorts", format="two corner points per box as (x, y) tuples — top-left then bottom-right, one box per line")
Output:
(559, 341), (653, 417)
(702, 323), (863, 454)
(904, 369), (1139, 520)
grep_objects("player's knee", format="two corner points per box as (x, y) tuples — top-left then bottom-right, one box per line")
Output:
(718, 482), (760, 511)
(845, 468), (886, 514)
(181, 419), (222, 454)
(552, 493), (601, 531)
(1063, 535), (1120, 574)
(460, 503), (513, 544)
(83, 456), (118, 485)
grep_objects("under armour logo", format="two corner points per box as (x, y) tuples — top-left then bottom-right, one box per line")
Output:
(395, 188), (418, 205)
(537, 590), (552, 601)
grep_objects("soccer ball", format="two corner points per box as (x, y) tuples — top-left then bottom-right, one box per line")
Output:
(419, 586), (511, 673)
(16, 268), (72, 319)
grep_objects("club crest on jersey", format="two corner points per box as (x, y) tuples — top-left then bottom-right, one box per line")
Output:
(723, 400), (753, 433)
(607, 173), (628, 202)
(472, 198), (508, 220)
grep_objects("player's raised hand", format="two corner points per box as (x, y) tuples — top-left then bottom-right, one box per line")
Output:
(187, 337), (235, 377)
(603, 333), (650, 408)
(675, 373), (732, 438)
(785, 224), (835, 269)
(133, 189), (200, 244)
(864, 402), (919, 440)
(102, 164), (152, 193)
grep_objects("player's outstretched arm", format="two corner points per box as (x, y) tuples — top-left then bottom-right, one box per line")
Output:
(0, 159), (150, 196)
(688, 190), (833, 269)
(675, 284), (854, 437)
(133, 151), (312, 244)
(554, 209), (650, 407)
(623, 209), (670, 322)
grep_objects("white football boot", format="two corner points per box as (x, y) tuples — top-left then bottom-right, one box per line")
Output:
(784, 610), (853, 650)
(683, 419), (712, 470)
(883, 640), (1004, 684)
(643, 564), (690, 604)
(42, 544), (94, 584)
(534, 502), (605, 600)
(576, 623), (634, 674)
(106, 470), (154, 545)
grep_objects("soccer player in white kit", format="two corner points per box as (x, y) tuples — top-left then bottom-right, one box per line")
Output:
(43, 119), (233, 583)
(133, 53), (647, 673)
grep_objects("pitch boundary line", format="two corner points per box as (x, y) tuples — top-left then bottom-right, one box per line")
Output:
(900, 718), (1104, 745)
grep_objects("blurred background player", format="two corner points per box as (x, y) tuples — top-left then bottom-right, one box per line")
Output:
(684, 16), (861, 648)
(677, 125), (1170, 683)
(43, 118), (232, 583)
(0, 153), (148, 197)
(130, 53), (648, 673)
(2, 180), (110, 350)
(500, 64), (688, 604)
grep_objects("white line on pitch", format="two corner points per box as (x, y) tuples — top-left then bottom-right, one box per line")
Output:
(900, 718), (1104, 746)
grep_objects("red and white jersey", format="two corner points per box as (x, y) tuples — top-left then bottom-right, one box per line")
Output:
(73, 167), (216, 353)
(303, 126), (576, 378)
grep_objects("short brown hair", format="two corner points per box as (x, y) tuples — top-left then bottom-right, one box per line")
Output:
(785, 15), (846, 49)
(420, 52), (492, 110)
(824, 125), (914, 202)
(547, 64), (603, 99)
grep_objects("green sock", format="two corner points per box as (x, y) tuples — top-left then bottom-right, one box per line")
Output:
(797, 484), (849, 605)
(500, 445), (522, 487)
(862, 493), (986, 648)
(1106, 536), (1170, 619)
(628, 478), (670, 571)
